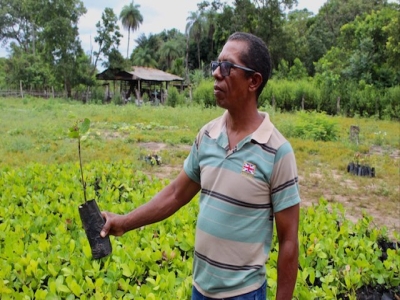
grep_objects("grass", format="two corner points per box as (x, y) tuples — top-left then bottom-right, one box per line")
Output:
(1, 97), (399, 237)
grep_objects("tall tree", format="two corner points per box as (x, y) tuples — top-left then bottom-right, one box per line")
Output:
(306, 0), (388, 74)
(186, 11), (206, 69)
(119, 1), (143, 59)
(106, 48), (128, 70)
(338, 6), (400, 87)
(252, 0), (298, 69)
(131, 33), (161, 66)
(92, 8), (122, 74)
(1, 0), (87, 95)
(131, 47), (158, 67)
(0, 0), (42, 54)
(39, 0), (87, 96)
(156, 29), (185, 71)
(282, 9), (314, 74)
(158, 39), (183, 71)
(197, 1), (224, 59)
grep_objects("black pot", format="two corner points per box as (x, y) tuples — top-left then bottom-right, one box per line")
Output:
(78, 199), (112, 259)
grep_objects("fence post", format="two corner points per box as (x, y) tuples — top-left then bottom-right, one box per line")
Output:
(272, 95), (276, 110)
(20, 81), (24, 98)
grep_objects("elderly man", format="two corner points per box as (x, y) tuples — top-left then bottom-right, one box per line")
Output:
(101, 32), (300, 300)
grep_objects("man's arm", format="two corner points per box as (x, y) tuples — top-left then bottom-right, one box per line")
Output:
(275, 203), (300, 300)
(100, 170), (201, 237)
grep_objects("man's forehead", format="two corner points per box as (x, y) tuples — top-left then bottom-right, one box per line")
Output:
(218, 40), (247, 61)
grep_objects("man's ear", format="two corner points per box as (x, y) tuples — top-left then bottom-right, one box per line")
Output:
(248, 73), (263, 92)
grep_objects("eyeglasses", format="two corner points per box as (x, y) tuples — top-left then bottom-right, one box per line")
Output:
(211, 61), (256, 77)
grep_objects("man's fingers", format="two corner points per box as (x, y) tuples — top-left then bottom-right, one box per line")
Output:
(100, 212), (109, 238)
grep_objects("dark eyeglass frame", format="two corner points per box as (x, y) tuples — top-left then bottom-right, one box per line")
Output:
(211, 61), (256, 77)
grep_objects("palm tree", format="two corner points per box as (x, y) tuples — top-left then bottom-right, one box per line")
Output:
(119, 1), (143, 58)
(158, 39), (183, 71)
(132, 47), (157, 68)
(186, 11), (206, 71)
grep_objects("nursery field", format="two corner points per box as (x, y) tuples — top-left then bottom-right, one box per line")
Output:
(0, 97), (399, 299)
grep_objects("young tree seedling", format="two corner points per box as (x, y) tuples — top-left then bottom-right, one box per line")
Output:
(68, 118), (90, 202)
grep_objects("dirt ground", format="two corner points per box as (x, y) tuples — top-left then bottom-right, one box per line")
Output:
(138, 142), (399, 240)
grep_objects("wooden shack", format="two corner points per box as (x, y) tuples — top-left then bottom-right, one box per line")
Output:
(96, 66), (185, 104)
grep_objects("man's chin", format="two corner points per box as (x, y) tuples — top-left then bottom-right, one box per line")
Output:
(215, 99), (226, 109)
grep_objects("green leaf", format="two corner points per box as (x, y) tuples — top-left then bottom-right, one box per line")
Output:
(48, 264), (58, 277)
(56, 284), (70, 293)
(68, 125), (80, 139)
(67, 278), (83, 297)
(80, 118), (90, 134)
(121, 263), (133, 277)
(145, 277), (156, 285)
(85, 276), (95, 289)
(61, 267), (74, 277)
(68, 118), (90, 139)
(317, 251), (327, 259)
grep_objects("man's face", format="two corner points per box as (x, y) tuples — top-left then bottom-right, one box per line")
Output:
(212, 40), (253, 110)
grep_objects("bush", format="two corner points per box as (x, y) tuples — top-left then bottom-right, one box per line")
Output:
(260, 79), (320, 112)
(192, 79), (215, 107)
(165, 86), (184, 107)
(381, 86), (400, 120)
(280, 111), (339, 141)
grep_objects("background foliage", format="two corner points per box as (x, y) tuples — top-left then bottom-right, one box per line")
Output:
(0, 0), (398, 119)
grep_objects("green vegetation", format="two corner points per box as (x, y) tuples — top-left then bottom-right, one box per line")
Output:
(0, 98), (399, 298)
(0, 0), (398, 120)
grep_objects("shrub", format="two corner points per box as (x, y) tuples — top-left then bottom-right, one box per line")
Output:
(280, 111), (339, 141)
(261, 79), (320, 112)
(165, 86), (184, 107)
(381, 86), (400, 120)
(192, 79), (215, 107)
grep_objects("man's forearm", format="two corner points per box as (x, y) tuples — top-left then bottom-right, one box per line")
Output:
(276, 240), (299, 300)
(122, 171), (200, 233)
(122, 184), (185, 232)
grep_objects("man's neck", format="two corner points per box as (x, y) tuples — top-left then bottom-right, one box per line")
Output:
(227, 107), (263, 133)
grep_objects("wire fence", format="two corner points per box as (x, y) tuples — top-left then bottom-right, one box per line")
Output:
(0, 89), (91, 101)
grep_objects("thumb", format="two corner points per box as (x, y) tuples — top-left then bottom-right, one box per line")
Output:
(100, 212), (109, 238)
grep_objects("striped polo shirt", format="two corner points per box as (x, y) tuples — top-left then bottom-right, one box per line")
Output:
(183, 111), (300, 298)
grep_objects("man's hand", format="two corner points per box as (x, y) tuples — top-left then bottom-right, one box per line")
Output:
(100, 212), (127, 237)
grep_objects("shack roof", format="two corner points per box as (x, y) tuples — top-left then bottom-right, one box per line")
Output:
(96, 67), (184, 82)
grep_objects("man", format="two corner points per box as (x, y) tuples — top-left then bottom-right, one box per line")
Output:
(100, 32), (300, 300)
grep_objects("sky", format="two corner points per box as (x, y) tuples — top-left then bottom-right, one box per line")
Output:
(0, 0), (327, 58)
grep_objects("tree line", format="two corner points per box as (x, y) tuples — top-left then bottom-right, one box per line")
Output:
(0, 0), (398, 117)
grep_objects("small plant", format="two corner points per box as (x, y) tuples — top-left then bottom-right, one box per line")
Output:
(373, 131), (387, 146)
(68, 118), (112, 259)
(68, 118), (90, 202)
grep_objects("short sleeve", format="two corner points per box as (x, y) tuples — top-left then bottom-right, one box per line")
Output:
(183, 136), (201, 184)
(270, 142), (301, 213)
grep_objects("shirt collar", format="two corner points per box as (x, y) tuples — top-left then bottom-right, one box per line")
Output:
(208, 110), (274, 144)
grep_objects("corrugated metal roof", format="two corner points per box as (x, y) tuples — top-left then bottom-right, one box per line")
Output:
(128, 66), (184, 81)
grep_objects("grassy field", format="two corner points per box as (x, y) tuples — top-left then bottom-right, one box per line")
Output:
(1, 97), (399, 237)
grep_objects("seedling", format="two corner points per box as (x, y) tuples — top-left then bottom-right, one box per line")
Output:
(69, 118), (112, 259)
(68, 118), (90, 202)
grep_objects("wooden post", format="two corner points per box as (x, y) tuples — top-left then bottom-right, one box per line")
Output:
(86, 86), (90, 103)
(350, 125), (360, 145)
(301, 95), (305, 110)
(272, 95), (276, 110)
(336, 96), (341, 115)
(20, 81), (23, 98)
